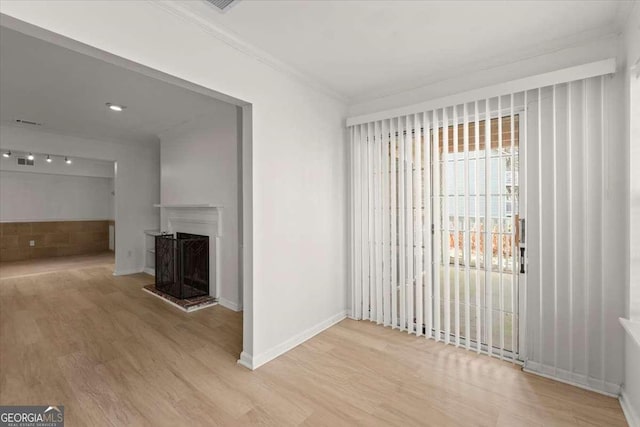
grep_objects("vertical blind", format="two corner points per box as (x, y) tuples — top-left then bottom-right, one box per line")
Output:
(349, 75), (616, 390)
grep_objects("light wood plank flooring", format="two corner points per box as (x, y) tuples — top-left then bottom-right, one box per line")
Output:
(0, 264), (626, 426)
(0, 251), (114, 279)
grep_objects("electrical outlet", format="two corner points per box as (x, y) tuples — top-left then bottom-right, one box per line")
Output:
(29, 240), (35, 247)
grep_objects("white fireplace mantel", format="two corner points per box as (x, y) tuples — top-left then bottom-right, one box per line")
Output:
(154, 203), (223, 299)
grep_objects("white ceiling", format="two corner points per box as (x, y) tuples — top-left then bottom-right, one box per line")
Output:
(184, 0), (630, 103)
(0, 26), (235, 145)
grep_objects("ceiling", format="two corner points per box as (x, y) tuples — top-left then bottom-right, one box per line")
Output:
(184, 0), (630, 103)
(0, 26), (235, 145)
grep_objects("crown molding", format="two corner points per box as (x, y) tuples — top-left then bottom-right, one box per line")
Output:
(350, 24), (620, 106)
(147, 0), (348, 103)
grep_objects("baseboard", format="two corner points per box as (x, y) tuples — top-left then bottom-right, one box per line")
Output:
(113, 268), (143, 276)
(143, 267), (155, 276)
(237, 351), (254, 370)
(249, 310), (347, 370)
(219, 297), (242, 312)
(620, 390), (640, 427)
(523, 360), (620, 397)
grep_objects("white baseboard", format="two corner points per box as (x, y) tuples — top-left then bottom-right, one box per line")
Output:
(143, 267), (155, 276)
(113, 268), (143, 276)
(523, 360), (620, 397)
(219, 297), (242, 312)
(237, 351), (254, 370)
(620, 390), (640, 427)
(242, 310), (347, 370)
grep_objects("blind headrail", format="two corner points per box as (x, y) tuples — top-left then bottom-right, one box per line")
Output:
(346, 58), (615, 127)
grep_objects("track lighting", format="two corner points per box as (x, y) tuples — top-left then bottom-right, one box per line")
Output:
(46, 155), (52, 163)
(2, 151), (10, 158)
(65, 157), (72, 164)
(27, 153), (34, 161)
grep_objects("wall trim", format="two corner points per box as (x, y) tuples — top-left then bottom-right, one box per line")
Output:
(620, 390), (640, 427)
(219, 297), (242, 312)
(238, 310), (347, 370)
(237, 351), (253, 370)
(113, 268), (143, 276)
(523, 361), (621, 397)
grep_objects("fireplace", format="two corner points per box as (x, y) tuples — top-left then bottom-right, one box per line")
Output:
(155, 232), (209, 299)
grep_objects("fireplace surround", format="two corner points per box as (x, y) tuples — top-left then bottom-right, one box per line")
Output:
(153, 204), (222, 301)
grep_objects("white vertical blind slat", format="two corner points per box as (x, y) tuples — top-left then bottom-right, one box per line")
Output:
(358, 125), (369, 319)
(372, 121), (380, 323)
(498, 96), (504, 360)
(538, 88), (543, 365)
(485, 98), (493, 357)
(463, 103), (471, 350)
(424, 111), (433, 339)
(415, 113), (424, 336)
(406, 115), (415, 333)
(443, 107), (451, 344)
(382, 119), (391, 327)
(475, 101), (482, 353)
(521, 90), (528, 360)
(584, 79), (590, 381)
(377, 121), (384, 324)
(567, 83), (573, 373)
(367, 122), (374, 320)
(390, 118), (398, 329)
(433, 109), (441, 341)
(453, 105), (461, 347)
(398, 117), (407, 330)
(510, 93), (516, 362)
(600, 75), (606, 386)
(552, 85), (558, 374)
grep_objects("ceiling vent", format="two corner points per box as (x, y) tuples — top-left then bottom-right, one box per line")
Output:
(203, 0), (240, 13)
(17, 157), (34, 166)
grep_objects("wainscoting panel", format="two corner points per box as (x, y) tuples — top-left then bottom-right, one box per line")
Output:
(0, 220), (110, 262)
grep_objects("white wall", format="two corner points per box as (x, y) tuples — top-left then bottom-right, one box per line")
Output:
(0, 0), (349, 366)
(160, 107), (241, 310)
(0, 150), (115, 222)
(0, 170), (112, 221)
(623, 3), (640, 425)
(0, 125), (159, 275)
(626, 0), (640, 324)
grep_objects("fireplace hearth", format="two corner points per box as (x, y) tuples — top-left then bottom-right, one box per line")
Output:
(155, 232), (209, 300)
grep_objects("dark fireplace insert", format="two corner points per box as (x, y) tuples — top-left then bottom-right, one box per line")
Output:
(155, 232), (209, 300)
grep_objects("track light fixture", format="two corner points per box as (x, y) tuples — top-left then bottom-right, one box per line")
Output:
(2, 151), (10, 158)
(46, 155), (52, 163)
(27, 153), (34, 161)
(65, 157), (72, 164)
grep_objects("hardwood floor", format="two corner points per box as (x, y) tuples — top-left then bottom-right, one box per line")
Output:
(0, 264), (626, 426)
(0, 251), (114, 279)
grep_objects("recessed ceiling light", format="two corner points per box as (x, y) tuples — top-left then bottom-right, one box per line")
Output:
(106, 102), (125, 112)
(46, 155), (52, 163)
(2, 151), (10, 158)
(27, 153), (34, 161)
(65, 157), (72, 164)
